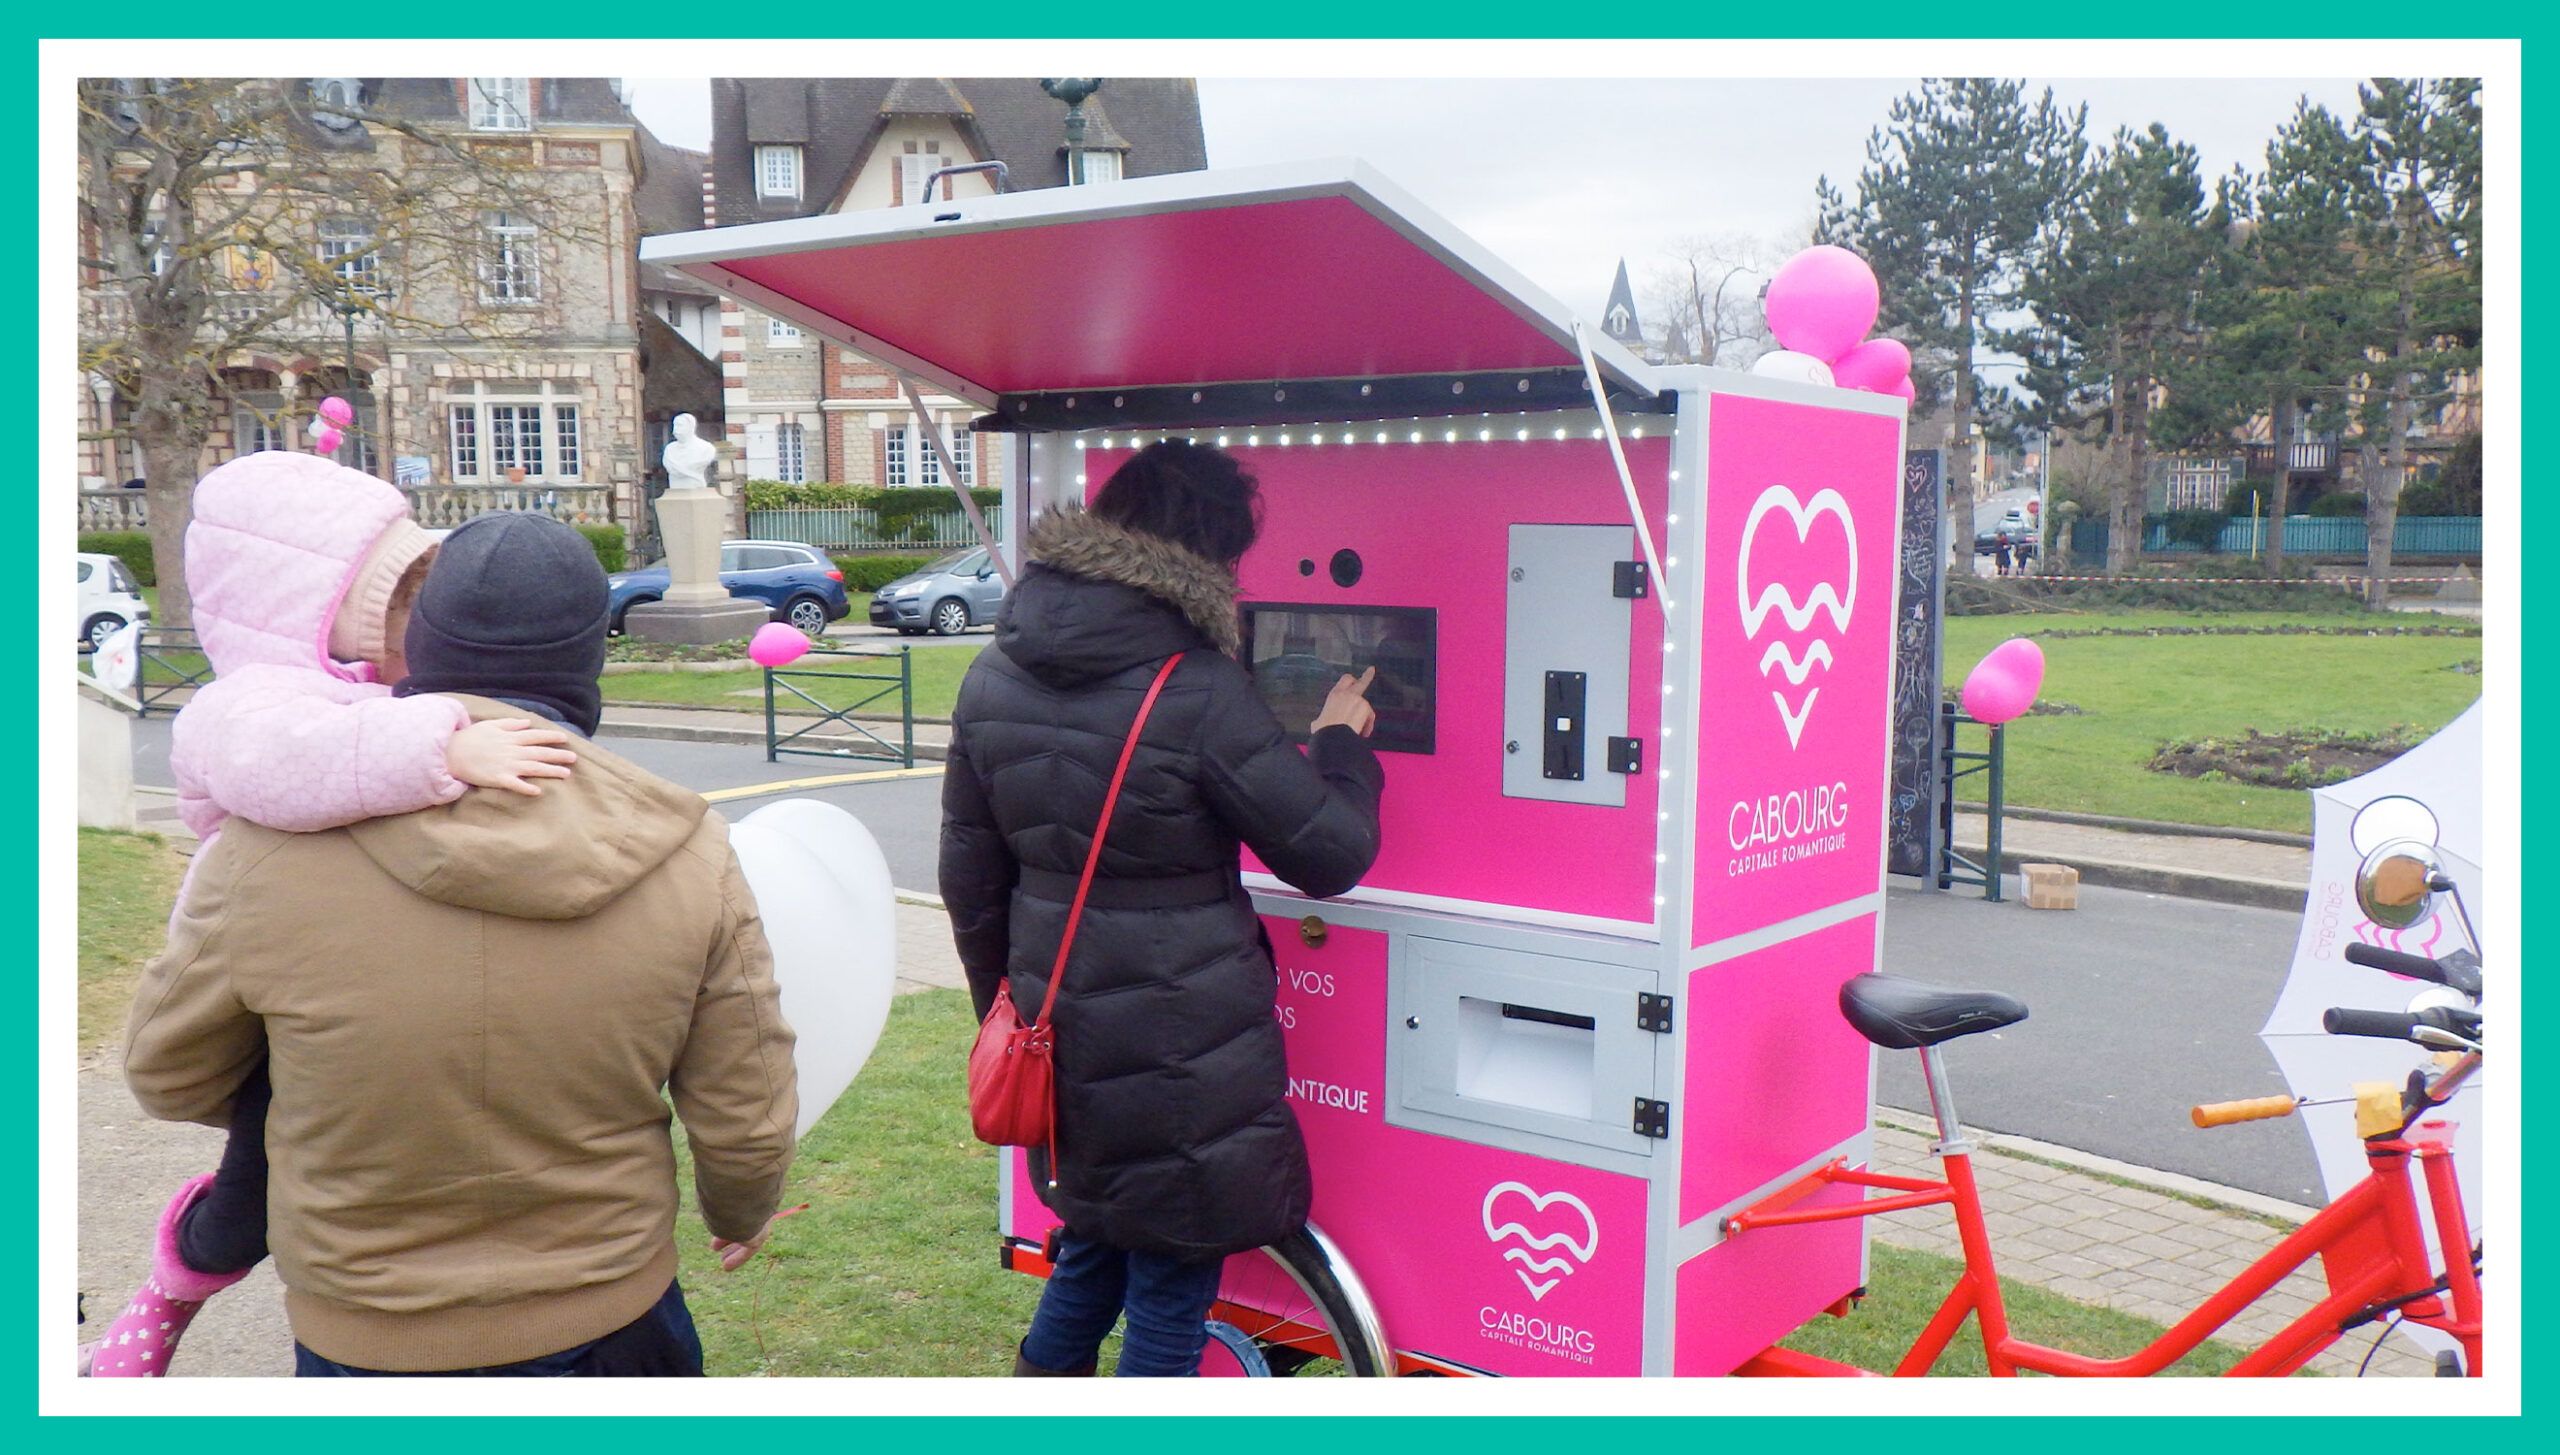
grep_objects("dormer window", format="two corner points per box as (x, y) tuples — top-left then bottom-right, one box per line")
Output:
(1071, 149), (1123, 186)
(308, 78), (362, 130)
(468, 78), (531, 131)
(756, 144), (802, 200)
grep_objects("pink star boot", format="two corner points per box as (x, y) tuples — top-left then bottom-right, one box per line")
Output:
(80, 1174), (251, 1377)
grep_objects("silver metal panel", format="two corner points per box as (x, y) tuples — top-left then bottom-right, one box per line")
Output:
(1503, 524), (1635, 806)
(1390, 935), (1661, 1159)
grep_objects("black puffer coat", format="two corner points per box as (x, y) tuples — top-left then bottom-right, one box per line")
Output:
(941, 511), (1384, 1261)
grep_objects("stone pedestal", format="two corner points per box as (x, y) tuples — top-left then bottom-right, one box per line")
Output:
(628, 488), (768, 644)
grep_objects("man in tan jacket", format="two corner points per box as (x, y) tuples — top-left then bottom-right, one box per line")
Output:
(125, 513), (798, 1375)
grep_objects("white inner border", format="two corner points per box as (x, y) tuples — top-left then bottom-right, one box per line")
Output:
(40, 35), (2521, 1420)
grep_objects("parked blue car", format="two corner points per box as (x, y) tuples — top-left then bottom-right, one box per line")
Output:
(606, 539), (850, 636)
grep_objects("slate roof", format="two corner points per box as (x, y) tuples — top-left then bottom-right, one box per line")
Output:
(708, 78), (1206, 226)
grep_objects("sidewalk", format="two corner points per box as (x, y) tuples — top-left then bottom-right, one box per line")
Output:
(1951, 811), (2309, 912)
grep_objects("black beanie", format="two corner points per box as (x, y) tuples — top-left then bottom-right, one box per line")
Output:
(396, 512), (608, 736)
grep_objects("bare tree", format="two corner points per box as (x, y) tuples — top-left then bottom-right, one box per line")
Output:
(78, 78), (607, 627)
(1642, 232), (1786, 368)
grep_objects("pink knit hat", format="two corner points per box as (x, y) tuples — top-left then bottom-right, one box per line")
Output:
(326, 518), (437, 669)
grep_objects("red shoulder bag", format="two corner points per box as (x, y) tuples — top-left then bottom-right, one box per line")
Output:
(967, 652), (1185, 1162)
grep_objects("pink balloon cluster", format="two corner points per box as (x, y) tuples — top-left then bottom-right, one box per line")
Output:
(1755, 246), (1915, 404)
(313, 396), (354, 456)
(1960, 638), (2045, 726)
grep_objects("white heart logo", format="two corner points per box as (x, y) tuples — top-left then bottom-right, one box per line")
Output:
(1482, 1182), (1599, 1302)
(1737, 485), (1858, 748)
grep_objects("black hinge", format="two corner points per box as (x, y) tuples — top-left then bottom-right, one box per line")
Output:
(1613, 560), (1650, 599)
(1636, 993), (1674, 1034)
(1607, 736), (1644, 775)
(1632, 1097), (1671, 1139)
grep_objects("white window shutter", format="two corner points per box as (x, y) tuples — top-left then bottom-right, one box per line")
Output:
(744, 424), (779, 481)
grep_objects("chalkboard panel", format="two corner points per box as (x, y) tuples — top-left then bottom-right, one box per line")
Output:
(1886, 449), (1944, 880)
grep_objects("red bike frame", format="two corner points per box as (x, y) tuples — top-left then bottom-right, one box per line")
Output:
(1724, 1071), (2481, 1377)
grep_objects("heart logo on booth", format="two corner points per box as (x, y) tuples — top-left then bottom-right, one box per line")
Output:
(1737, 484), (1858, 749)
(1482, 1182), (1599, 1302)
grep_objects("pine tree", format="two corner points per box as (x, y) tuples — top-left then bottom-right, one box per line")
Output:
(2013, 125), (2219, 575)
(1817, 79), (2088, 566)
(2344, 78), (2482, 601)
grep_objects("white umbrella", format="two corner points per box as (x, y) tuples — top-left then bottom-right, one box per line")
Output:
(2261, 701), (2481, 1361)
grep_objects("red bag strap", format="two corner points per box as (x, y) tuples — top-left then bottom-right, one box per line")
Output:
(1030, 651), (1184, 1030)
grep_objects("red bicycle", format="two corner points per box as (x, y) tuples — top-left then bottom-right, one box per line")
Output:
(1724, 841), (2484, 1378)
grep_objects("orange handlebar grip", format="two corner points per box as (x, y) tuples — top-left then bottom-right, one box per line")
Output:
(2190, 1096), (2298, 1128)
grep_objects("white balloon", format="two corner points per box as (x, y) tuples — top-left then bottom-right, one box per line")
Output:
(728, 799), (899, 1141)
(1749, 350), (1837, 386)
(90, 621), (141, 695)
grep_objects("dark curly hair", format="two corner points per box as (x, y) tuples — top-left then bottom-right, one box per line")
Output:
(1090, 440), (1263, 566)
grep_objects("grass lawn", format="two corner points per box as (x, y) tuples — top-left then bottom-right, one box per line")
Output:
(1943, 611), (2481, 834)
(607, 639), (985, 721)
(77, 828), (185, 1051)
(77, 840), (2259, 1378)
(675, 989), (2261, 1377)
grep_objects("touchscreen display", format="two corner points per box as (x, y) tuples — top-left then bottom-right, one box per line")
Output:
(1241, 604), (1437, 754)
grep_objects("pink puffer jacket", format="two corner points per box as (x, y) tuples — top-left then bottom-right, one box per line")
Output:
(169, 453), (470, 841)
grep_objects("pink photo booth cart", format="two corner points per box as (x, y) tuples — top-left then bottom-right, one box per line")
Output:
(646, 160), (1907, 1376)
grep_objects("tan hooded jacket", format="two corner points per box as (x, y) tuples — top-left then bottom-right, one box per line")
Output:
(124, 696), (798, 1372)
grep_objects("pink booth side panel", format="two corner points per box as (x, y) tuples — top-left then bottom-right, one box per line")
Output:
(1688, 393), (1902, 948)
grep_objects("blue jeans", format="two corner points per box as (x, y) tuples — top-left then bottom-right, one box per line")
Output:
(295, 1280), (704, 1377)
(1021, 1230), (1225, 1377)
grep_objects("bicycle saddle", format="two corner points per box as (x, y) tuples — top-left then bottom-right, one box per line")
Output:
(1838, 974), (2029, 1050)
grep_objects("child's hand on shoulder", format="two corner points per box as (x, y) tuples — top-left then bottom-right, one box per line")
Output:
(448, 718), (578, 797)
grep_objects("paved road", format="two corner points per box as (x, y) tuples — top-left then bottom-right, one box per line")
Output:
(1875, 881), (2319, 1203)
(128, 722), (2323, 1201)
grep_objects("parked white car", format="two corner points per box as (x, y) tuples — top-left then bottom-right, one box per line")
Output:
(77, 552), (150, 651)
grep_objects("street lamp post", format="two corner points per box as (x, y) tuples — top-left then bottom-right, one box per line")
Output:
(1041, 78), (1103, 185)
(332, 288), (391, 478)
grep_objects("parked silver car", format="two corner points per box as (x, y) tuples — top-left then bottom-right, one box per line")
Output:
(868, 546), (1008, 635)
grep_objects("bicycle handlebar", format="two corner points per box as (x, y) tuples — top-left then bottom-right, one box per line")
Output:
(2343, 944), (2483, 998)
(2324, 1007), (2421, 1041)
(2190, 1095), (2298, 1128)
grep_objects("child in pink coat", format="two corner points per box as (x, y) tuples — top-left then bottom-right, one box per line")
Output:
(84, 452), (580, 1377)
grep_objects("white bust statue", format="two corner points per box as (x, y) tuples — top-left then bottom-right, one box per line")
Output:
(664, 412), (718, 493)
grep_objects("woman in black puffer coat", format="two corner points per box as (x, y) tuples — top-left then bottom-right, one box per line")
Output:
(941, 442), (1383, 1377)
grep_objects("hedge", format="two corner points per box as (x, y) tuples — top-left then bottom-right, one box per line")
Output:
(78, 532), (158, 587)
(77, 525), (626, 586)
(742, 480), (1002, 515)
(576, 524), (628, 574)
(831, 554), (935, 592)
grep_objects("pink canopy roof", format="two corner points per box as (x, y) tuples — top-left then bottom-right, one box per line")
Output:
(643, 160), (1654, 406)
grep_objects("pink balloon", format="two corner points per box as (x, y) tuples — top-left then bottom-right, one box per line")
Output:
(1763, 246), (1880, 363)
(749, 621), (813, 668)
(317, 396), (355, 428)
(1960, 638), (2046, 726)
(1830, 337), (1912, 394)
(313, 425), (343, 455)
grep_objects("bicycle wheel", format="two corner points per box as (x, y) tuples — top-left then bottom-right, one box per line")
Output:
(1202, 1223), (1394, 1377)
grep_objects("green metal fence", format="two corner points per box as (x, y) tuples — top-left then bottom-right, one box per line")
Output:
(763, 646), (915, 766)
(745, 507), (981, 553)
(2068, 516), (2481, 559)
(1936, 704), (2006, 902)
(136, 628), (212, 717)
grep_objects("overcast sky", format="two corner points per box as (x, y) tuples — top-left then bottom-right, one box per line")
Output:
(624, 76), (2366, 325)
